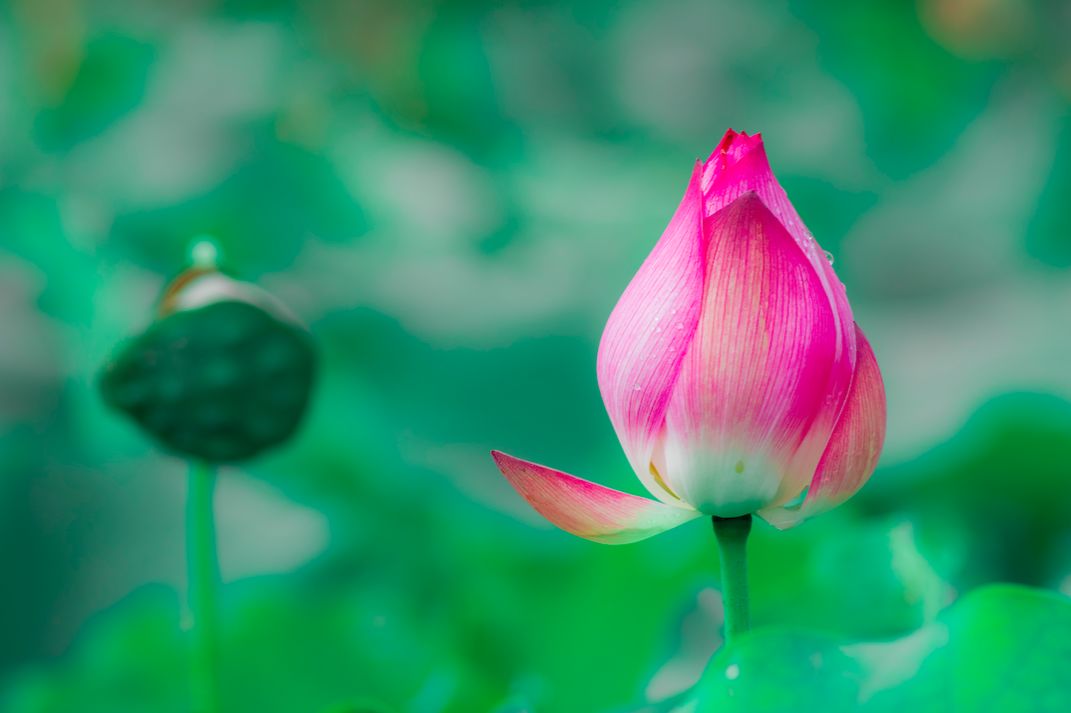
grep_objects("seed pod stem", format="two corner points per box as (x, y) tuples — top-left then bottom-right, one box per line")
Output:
(187, 460), (220, 713)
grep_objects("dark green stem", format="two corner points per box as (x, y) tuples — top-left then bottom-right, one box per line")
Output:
(712, 514), (752, 645)
(187, 461), (220, 713)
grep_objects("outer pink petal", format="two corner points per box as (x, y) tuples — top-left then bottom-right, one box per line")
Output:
(491, 451), (700, 544)
(661, 192), (848, 516)
(759, 325), (886, 529)
(700, 130), (858, 502)
(596, 162), (705, 503)
(702, 132), (850, 335)
(701, 130), (854, 365)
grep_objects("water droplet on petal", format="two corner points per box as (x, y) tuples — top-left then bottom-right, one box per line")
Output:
(633, 384), (642, 391)
(823, 250), (835, 265)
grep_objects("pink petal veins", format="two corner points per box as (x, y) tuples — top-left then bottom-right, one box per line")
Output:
(596, 162), (706, 503)
(704, 130), (855, 370)
(661, 193), (846, 516)
(700, 130), (858, 503)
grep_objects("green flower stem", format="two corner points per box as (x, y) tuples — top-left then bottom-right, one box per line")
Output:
(712, 514), (752, 645)
(187, 461), (220, 713)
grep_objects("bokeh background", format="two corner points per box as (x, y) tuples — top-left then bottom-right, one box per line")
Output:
(2, 0), (1071, 711)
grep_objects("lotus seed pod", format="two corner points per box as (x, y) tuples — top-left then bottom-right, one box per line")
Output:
(100, 263), (316, 463)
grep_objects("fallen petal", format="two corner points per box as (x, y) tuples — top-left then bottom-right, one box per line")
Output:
(491, 451), (700, 544)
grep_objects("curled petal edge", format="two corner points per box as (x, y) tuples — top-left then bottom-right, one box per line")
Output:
(759, 324), (886, 529)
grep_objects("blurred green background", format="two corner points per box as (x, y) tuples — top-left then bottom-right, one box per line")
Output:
(2, 0), (1071, 711)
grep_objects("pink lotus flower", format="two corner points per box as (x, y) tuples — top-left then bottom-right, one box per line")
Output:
(492, 130), (886, 543)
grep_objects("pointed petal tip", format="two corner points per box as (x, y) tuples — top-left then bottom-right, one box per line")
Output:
(706, 189), (786, 238)
(490, 450), (700, 544)
(729, 189), (762, 207)
(702, 130), (770, 194)
(712, 128), (765, 156)
(717, 128), (740, 147)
